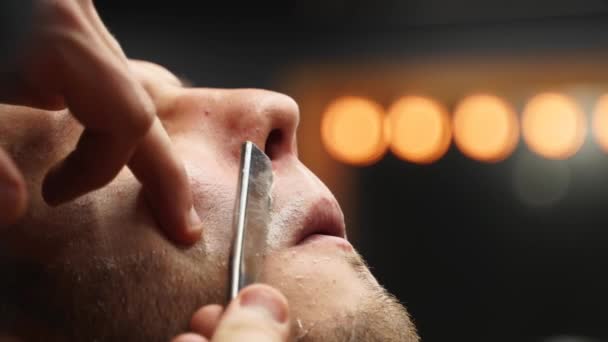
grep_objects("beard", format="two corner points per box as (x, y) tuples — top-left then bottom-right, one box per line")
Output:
(291, 251), (419, 342)
(0, 230), (418, 342)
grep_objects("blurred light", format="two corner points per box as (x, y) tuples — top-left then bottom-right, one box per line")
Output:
(592, 94), (608, 152)
(453, 94), (519, 162)
(512, 153), (570, 207)
(321, 96), (387, 165)
(386, 96), (451, 164)
(522, 93), (587, 160)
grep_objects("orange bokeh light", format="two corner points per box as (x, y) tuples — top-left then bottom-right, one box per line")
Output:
(452, 94), (519, 162)
(321, 96), (387, 165)
(592, 94), (608, 152)
(522, 93), (586, 160)
(386, 96), (451, 164)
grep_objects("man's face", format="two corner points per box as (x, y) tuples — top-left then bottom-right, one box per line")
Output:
(0, 61), (417, 341)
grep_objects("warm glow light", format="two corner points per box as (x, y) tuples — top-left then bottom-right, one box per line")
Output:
(522, 93), (586, 160)
(592, 94), (608, 152)
(321, 96), (387, 165)
(453, 94), (519, 162)
(386, 96), (451, 164)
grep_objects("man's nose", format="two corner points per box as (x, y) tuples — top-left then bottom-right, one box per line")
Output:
(216, 89), (300, 162)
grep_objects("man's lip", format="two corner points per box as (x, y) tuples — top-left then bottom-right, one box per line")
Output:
(297, 234), (353, 251)
(292, 197), (347, 246)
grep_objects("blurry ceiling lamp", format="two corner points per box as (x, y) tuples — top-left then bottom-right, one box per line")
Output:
(522, 93), (586, 160)
(592, 94), (608, 152)
(386, 96), (451, 164)
(321, 96), (388, 165)
(453, 94), (519, 162)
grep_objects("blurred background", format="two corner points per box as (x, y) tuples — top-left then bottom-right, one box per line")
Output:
(95, 1), (608, 341)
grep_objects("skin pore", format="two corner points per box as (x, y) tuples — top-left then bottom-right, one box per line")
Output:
(0, 60), (418, 342)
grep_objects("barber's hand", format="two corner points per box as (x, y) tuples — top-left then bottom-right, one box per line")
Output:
(0, 0), (202, 244)
(172, 284), (291, 342)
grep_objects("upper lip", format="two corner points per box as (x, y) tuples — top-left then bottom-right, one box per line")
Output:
(292, 197), (346, 245)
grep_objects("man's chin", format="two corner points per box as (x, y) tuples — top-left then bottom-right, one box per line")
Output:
(261, 246), (419, 342)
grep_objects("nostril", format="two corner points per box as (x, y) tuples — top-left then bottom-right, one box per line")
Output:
(265, 129), (284, 160)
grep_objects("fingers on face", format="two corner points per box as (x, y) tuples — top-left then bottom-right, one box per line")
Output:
(190, 304), (224, 339)
(211, 285), (290, 342)
(77, 0), (128, 61)
(181, 285), (290, 342)
(39, 0), (156, 205)
(34, 2), (201, 244)
(42, 130), (138, 205)
(0, 148), (27, 227)
(128, 119), (203, 245)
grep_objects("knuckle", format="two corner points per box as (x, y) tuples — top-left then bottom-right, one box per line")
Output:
(124, 101), (155, 138)
(43, 0), (86, 30)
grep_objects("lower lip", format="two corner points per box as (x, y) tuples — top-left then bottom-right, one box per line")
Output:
(297, 234), (353, 251)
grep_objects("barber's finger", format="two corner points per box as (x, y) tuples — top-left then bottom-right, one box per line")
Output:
(41, 35), (155, 205)
(127, 118), (203, 244)
(212, 284), (290, 342)
(78, 0), (128, 61)
(37, 29), (202, 243)
(171, 333), (208, 342)
(0, 148), (27, 227)
(190, 304), (224, 339)
(19, 2), (201, 244)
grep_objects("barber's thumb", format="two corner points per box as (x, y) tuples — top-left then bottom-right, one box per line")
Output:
(212, 284), (290, 342)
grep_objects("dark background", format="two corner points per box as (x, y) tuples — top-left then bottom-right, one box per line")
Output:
(95, 2), (608, 341)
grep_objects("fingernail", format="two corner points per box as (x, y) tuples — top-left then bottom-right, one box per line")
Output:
(240, 286), (288, 323)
